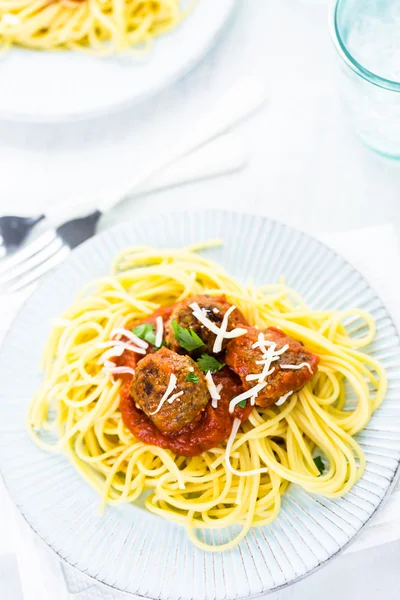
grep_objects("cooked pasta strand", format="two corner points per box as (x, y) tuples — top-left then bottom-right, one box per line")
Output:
(27, 244), (386, 551)
(0, 0), (187, 54)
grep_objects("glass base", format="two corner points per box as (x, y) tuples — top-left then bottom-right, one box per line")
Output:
(357, 135), (400, 160)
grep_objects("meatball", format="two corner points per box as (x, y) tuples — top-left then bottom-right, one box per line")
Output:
(165, 295), (246, 355)
(130, 346), (210, 435)
(225, 326), (319, 408)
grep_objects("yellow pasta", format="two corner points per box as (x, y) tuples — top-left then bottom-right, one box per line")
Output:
(0, 0), (187, 54)
(27, 244), (386, 551)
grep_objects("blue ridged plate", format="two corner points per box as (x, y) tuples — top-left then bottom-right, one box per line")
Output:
(1, 210), (400, 598)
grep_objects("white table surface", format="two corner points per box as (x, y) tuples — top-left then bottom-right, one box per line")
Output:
(1, 1), (400, 599)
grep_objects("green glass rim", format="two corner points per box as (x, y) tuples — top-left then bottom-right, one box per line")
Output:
(330, 0), (400, 92)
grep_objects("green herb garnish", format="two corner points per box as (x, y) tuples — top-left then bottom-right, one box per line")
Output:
(313, 456), (325, 476)
(171, 320), (204, 352)
(196, 354), (225, 374)
(237, 399), (247, 409)
(185, 372), (199, 383)
(133, 323), (161, 347)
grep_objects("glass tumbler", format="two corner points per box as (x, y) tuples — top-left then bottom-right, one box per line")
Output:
(331, 0), (400, 158)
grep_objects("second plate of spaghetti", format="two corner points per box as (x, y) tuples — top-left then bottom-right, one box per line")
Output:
(1, 210), (400, 598)
(0, 0), (234, 121)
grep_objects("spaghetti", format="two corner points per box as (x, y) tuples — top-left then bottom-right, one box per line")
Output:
(27, 244), (387, 551)
(0, 0), (186, 54)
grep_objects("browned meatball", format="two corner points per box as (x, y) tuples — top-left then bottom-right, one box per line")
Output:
(225, 326), (319, 408)
(165, 295), (246, 355)
(130, 346), (210, 434)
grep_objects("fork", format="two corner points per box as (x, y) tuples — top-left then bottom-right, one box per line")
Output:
(0, 133), (248, 293)
(0, 214), (45, 258)
(0, 77), (266, 293)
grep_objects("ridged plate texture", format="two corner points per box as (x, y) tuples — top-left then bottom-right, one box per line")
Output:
(1, 210), (400, 598)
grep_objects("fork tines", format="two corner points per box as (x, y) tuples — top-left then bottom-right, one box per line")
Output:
(0, 231), (70, 293)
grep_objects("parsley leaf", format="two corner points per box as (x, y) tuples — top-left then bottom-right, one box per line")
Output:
(237, 399), (247, 409)
(196, 354), (225, 374)
(313, 456), (325, 476)
(171, 320), (204, 352)
(133, 323), (159, 347)
(185, 372), (199, 384)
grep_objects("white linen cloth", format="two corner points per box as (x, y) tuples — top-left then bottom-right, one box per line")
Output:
(1, 223), (400, 599)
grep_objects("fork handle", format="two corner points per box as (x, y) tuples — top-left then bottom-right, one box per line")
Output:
(98, 76), (266, 213)
(45, 77), (265, 228)
(132, 133), (247, 196)
(45, 132), (247, 227)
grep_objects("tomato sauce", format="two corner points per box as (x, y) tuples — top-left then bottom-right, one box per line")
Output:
(121, 305), (174, 365)
(119, 367), (251, 457)
(138, 305), (174, 326)
(116, 302), (251, 457)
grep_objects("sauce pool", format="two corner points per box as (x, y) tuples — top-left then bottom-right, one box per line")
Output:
(117, 302), (251, 457)
(119, 367), (251, 457)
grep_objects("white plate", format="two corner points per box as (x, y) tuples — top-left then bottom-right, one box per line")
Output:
(0, 0), (234, 122)
(1, 210), (400, 599)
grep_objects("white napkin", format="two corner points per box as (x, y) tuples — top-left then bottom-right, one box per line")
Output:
(1, 223), (400, 599)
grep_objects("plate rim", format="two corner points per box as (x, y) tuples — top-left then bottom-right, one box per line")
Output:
(1, 208), (400, 598)
(0, 0), (236, 123)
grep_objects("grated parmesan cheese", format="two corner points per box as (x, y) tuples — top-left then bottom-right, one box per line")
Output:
(239, 333), (292, 405)
(99, 345), (125, 364)
(225, 418), (268, 477)
(189, 302), (247, 353)
(103, 366), (135, 376)
(205, 371), (221, 408)
(275, 391), (293, 406)
(247, 334), (290, 386)
(280, 362), (313, 374)
(97, 340), (146, 355)
(110, 327), (148, 349)
(252, 332), (274, 353)
(229, 381), (267, 413)
(149, 374), (184, 415)
(104, 360), (116, 369)
(155, 316), (164, 348)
